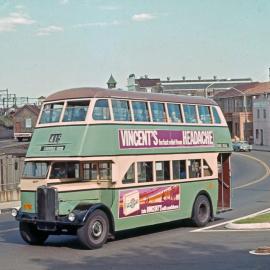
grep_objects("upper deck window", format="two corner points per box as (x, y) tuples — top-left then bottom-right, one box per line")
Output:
(198, 105), (212, 124)
(63, 100), (89, 122)
(167, 103), (183, 123)
(132, 101), (150, 122)
(151, 102), (166, 122)
(39, 103), (64, 124)
(23, 162), (48, 179)
(183, 104), (198, 123)
(212, 107), (221, 124)
(93, 99), (111, 120)
(112, 100), (131, 121)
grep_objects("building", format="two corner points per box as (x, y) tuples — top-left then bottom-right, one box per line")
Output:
(214, 82), (270, 141)
(13, 104), (40, 141)
(253, 94), (270, 146)
(127, 74), (253, 97)
(107, 74), (117, 89)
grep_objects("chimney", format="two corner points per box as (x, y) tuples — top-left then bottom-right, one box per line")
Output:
(213, 75), (217, 80)
(167, 76), (170, 81)
(198, 76), (201, 80)
(182, 76), (186, 81)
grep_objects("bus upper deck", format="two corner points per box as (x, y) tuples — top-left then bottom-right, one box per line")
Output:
(27, 87), (232, 158)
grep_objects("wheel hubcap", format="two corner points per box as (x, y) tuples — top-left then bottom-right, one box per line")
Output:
(92, 221), (103, 238)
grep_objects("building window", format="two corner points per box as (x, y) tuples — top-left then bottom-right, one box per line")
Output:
(167, 103), (182, 123)
(173, 160), (186, 180)
(198, 105), (212, 124)
(137, 162), (153, 182)
(25, 118), (32, 128)
(264, 109), (267, 119)
(256, 129), (259, 139)
(150, 102), (166, 122)
(183, 104), (198, 123)
(112, 100), (131, 121)
(93, 99), (111, 120)
(122, 163), (135, 184)
(132, 101), (150, 122)
(257, 109), (260, 119)
(155, 161), (170, 181)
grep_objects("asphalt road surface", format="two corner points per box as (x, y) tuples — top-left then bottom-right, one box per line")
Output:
(1, 151), (270, 270)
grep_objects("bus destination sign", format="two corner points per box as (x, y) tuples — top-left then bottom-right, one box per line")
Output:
(119, 129), (214, 149)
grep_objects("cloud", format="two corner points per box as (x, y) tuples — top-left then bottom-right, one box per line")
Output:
(37, 25), (63, 36)
(132, 13), (155, 22)
(0, 11), (35, 32)
(74, 20), (120, 28)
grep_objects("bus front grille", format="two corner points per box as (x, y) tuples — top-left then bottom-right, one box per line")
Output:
(37, 186), (58, 221)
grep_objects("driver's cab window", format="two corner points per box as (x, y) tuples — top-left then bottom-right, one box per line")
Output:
(50, 162), (79, 179)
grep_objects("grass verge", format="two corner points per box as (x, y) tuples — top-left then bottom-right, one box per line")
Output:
(235, 213), (270, 224)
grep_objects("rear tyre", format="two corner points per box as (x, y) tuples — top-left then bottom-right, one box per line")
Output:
(19, 222), (49, 245)
(192, 195), (211, 227)
(77, 209), (109, 249)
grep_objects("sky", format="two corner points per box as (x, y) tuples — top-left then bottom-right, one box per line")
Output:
(0, 0), (270, 97)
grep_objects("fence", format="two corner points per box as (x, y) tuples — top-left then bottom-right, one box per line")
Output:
(0, 154), (24, 202)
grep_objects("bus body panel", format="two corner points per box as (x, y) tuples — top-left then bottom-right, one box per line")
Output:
(27, 124), (232, 158)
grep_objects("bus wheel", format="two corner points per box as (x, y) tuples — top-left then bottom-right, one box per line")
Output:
(77, 209), (109, 249)
(19, 222), (48, 245)
(192, 195), (211, 227)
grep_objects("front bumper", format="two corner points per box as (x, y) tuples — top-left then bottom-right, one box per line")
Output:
(16, 210), (88, 233)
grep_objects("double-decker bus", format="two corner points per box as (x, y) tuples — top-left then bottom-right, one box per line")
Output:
(13, 87), (232, 249)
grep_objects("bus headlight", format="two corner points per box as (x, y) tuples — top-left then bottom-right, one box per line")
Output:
(68, 212), (76, 222)
(11, 208), (18, 217)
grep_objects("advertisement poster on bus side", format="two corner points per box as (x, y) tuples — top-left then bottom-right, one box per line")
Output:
(118, 185), (180, 218)
(118, 129), (214, 149)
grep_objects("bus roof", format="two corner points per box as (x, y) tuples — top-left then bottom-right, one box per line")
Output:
(45, 87), (217, 105)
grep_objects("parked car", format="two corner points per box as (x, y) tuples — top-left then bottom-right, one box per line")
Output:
(232, 141), (252, 152)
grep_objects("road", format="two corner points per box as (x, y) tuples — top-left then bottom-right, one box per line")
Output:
(0, 151), (270, 270)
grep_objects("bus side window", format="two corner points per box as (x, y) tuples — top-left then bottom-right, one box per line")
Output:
(203, 160), (213, 177)
(198, 105), (212, 124)
(183, 104), (198, 123)
(150, 102), (167, 122)
(112, 99), (132, 121)
(122, 163), (135, 184)
(63, 100), (89, 122)
(93, 99), (111, 120)
(99, 162), (112, 180)
(156, 161), (170, 181)
(137, 162), (153, 182)
(132, 101), (150, 122)
(167, 103), (182, 123)
(173, 160), (186, 180)
(212, 107), (221, 124)
(83, 163), (98, 180)
(188, 159), (201, 178)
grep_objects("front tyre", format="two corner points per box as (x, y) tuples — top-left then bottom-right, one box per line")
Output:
(19, 222), (49, 245)
(77, 210), (109, 249)
(192, 195), (211, 227)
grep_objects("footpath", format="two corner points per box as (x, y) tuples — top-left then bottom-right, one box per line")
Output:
(252, 144), (270, 152)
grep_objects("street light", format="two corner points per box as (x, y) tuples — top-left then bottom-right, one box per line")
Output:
(204, 82), (216, 98)
(229, 87), (247, 141)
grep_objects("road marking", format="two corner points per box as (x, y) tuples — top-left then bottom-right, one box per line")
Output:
(0, 228), (18, 233)
(191, 207), (270, 232)
(233, 153), (270, 190)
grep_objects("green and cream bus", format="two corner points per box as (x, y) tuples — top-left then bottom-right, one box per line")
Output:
(14, 87), (232, 249)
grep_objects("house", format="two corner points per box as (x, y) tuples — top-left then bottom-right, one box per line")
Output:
(214, 82), (270, 142)
(13, 104), (40, 141)
(253, 94), (270, 146)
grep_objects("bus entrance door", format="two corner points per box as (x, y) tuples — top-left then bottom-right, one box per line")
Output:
(217, 153), (231, 212)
